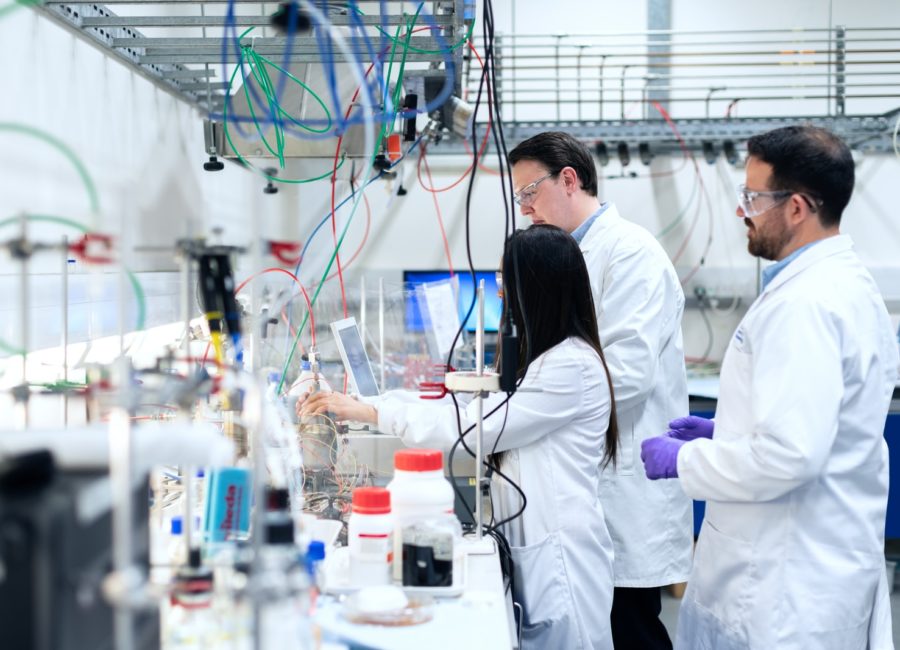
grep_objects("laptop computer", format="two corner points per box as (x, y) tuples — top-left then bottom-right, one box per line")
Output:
(330, 316), (380, 397)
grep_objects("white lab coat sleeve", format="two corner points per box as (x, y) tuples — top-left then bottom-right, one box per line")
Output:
(596, 244), (671, 412)
(678, 299), (844, 502)
(377, 352), (589, 454)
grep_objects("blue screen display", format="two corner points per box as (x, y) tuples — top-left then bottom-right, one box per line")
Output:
(403, 270), (503, 333)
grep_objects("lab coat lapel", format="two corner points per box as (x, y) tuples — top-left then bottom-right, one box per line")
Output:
(578, 203), (620, 254)
(759, 234), (853, 298)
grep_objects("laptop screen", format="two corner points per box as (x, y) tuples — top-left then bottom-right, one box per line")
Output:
(330, 317), (380, 397)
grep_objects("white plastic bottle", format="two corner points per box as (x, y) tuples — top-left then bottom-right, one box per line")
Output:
(386, 449), (456, 581)
(167, 515), (187, 567)
(348, 487), (393, 587)
(289, 360), (332, 397)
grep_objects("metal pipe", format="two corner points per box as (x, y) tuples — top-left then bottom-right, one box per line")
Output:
(18, 213), (29, 430)
(249, 183), (265, 650)
(379, 277), (385, 391)
(576, 44), (588, 121)
(109, 360), (135, 650)
(475, 93), (900, 105)
(489, 59), (900, 71)
(474, 281), (485, 540)
(620, 65), (633, 120)
(554, 35), (563, 121)
(472, 72), (900, 86)
(360, 275), (366, 351)
(62, 236), (69, 427)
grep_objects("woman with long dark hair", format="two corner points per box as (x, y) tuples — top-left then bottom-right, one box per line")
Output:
(300, 225), (619, 649)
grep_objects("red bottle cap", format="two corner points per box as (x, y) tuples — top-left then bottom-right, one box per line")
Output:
(394, 449), (443, 472)
(352, 487), (391, 514)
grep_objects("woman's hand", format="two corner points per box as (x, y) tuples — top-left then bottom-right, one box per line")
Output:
(297, 390), (378, 425)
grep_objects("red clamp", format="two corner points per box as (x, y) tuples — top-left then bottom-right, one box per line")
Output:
(419, 364), (454, 400)
(69, 233), (115, 264)
(268, 240), (302, 266)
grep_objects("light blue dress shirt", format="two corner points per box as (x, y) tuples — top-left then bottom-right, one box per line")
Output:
(760, 240), (824, 290)
(570, 202), (609, 244)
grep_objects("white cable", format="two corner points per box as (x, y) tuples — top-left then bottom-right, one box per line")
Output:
(893, 111), (900, 161)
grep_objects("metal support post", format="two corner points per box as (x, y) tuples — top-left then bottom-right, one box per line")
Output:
(474, 281), (485, 539)
(62, 236), (69, 427)
(835, 25), (846, 116)
(379, 277), (385, 391)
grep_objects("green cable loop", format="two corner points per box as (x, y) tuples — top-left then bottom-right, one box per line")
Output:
(234, 25), (333, 167)
(223, 36), (347, 184)
(0, 123), (100, 215)
(243, 46), (333, 133)
(0, 214), (148, 358)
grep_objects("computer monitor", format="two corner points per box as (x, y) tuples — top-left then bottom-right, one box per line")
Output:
(330, 317), (380, 397)
(403, 270), (502, 333)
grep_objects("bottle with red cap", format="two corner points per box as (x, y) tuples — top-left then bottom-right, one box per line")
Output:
(387, 449), (456, 582)
(348, 487), (393, 586)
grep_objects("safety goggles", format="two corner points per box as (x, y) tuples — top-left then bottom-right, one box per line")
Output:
(737, 184), (823, 218)
(513, 172), (555, 207)
(736, 184), (793, 218)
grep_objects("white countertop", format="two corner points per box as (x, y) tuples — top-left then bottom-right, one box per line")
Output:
(314, 545), (514, 650)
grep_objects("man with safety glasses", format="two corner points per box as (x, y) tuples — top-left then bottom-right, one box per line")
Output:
(509, 131), (692, 650)
(641, 125), (898, 649)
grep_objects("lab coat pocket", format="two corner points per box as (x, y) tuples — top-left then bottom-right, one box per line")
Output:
(511, 532), (575, 647)
(689, 518), (755, 645)
(617, 421), (635, 476)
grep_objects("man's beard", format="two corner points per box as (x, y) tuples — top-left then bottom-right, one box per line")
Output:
(746, 212), (791, 261)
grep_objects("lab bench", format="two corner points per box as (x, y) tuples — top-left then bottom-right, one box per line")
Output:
(314, 545), (516, 649)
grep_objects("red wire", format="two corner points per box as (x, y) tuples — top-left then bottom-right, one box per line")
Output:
(416, 41), (493, 193)
(320, 190), (372, 284)
(420, 147), (455, 275)
(461, 40), (499, 176)
(330, 144), (349, 319)
(236, 267), (316, 346)
(651, 101), (713, 280)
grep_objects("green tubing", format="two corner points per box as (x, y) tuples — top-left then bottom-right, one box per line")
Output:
(223, 42), (347, 184)
(0, 123), (101, 215)
(226, 26), (334, 173)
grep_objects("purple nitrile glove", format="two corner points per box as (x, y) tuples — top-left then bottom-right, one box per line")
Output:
(640, 435), (685, 480)
(666, 415), (714, 442)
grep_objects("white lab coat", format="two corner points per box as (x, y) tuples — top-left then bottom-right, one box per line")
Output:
(579, 204), (694, 587)
(376, 338), (615, 650)
(676, 235), (898, 650)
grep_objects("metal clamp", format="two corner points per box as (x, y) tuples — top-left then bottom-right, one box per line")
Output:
(69, 233), (115, 264)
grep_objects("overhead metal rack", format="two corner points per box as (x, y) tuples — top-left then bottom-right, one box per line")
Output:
(25, 5), (900, 157)
(32, 0), (468, 113)
(451, 28), (900, 154)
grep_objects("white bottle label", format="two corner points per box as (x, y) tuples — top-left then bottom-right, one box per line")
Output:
(355, 532), (393, 564)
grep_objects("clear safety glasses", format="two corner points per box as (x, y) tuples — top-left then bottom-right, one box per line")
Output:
(736, 184), (823, 218)
(513, 172), (555, 207)
(736, 184), (793, 218)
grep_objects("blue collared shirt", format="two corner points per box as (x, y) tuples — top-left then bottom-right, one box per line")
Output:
(570, 202), (609, 244)
(761, 240), (823, 290)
